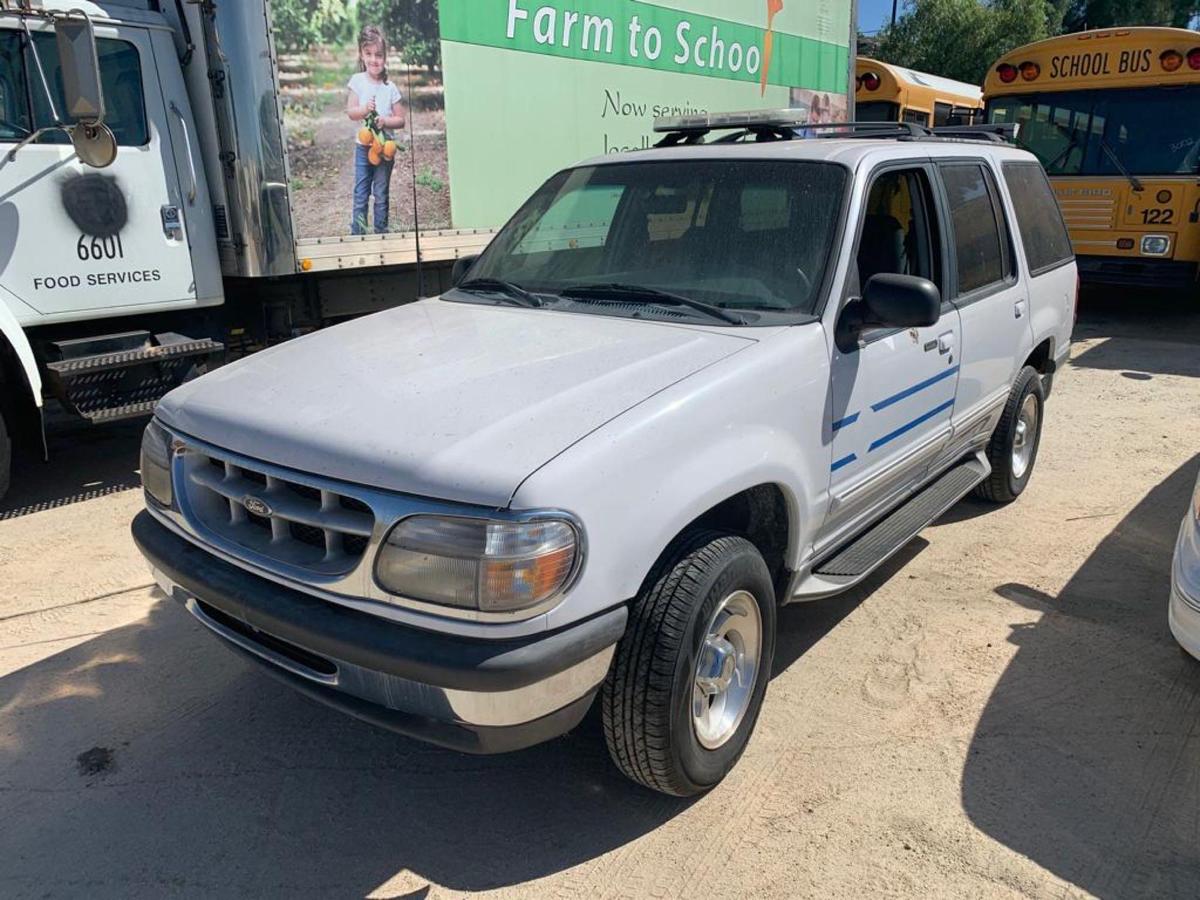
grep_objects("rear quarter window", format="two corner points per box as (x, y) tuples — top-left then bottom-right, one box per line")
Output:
(1001, 161), (1073, 275)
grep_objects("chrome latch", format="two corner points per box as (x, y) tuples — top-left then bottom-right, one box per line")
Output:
(161, 205), (183, 240)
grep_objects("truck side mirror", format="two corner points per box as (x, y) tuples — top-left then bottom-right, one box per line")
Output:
(862, 273), (941, 328)
(55, 14), (117, 168)
(451, 254), (479, 287)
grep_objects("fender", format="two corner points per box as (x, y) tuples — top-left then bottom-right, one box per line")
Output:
(0, 284), (43, 412)
(512, 325), (833, 632)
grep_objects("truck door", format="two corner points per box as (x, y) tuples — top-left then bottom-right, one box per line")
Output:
(0, 22), (196, 319)
(818, 163), (962, 553)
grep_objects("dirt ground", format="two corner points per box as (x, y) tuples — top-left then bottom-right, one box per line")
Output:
(1, 291), (1198, 898)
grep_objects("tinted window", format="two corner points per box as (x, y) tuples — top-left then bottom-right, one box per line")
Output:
(468, 160), (848, 317)
(0, 30), (148, 146)
(942, 163), (1006, 294)
(1002, 161), (1073, 274)
(857, 168), (939, 289)
(903, 108), (930, 126)
(934, 103), (953, 127)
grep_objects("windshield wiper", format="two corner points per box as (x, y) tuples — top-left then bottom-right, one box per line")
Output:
(560, 282), (744, 325)
(1100, 139), (1144, 193)
(456, 278), (544, 308)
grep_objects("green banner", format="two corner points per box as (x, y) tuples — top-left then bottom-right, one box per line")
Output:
(440, 0), (848, 90)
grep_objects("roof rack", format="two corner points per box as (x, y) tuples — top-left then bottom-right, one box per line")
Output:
(651, 111), (1020, 147)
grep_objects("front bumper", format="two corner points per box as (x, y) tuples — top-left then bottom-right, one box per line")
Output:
(1169, 518), (1200, 663)
(132, 511), (626, 753)
(1076, 255), (1198, 290)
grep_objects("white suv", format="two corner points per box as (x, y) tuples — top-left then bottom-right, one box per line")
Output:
(134, 116), (1076, 796)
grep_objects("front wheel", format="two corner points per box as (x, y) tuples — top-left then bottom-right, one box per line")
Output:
(975, 365), (1045, 503)
(602, 533), (776, 796)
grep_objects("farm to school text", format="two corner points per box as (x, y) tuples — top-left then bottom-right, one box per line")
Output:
(506, 2), (765, 76)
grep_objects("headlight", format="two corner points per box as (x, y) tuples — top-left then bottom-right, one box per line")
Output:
(1141, 235), (1170, 256)
(375, 515), (580, 613)
(140, 419), (174, 508)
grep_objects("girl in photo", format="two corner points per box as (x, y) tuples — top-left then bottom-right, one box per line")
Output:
(346, 25), (406, 234)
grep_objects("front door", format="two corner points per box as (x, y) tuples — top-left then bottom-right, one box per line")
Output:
(0, 21), (195, 319)
(818, 164), (961, 554)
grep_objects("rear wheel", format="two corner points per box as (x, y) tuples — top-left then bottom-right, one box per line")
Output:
(975, 365), (1045, 504)
(602, 532), (776, 796)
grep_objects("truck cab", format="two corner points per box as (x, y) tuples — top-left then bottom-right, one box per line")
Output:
(0, 0), (223, 498)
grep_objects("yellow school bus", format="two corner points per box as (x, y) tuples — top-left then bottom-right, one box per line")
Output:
(855, 58), (983, 127)
(985, 28), (1200, 290)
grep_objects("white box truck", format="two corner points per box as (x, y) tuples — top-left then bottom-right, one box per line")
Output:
(0, 0), (854, 498)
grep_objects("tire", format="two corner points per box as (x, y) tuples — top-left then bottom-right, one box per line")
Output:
(975, 365), (1045, 503)
(602, 532), (777, 796)
(0, 409), (10, 504)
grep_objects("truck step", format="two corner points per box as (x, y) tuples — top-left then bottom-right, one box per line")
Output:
(43, 331), (224, 423)
(45, 335), (223, 377)
(813, 455), (989, 579)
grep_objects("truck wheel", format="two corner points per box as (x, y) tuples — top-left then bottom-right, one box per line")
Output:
(975, 365), (1045, 503)
(602, 532), (776, 796)
(0, 409), (9, 503)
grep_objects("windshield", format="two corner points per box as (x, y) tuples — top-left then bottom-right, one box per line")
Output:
(987, 85), (1200, 176)
(856, 101), (899, 122)
(458, 159), (847, 322)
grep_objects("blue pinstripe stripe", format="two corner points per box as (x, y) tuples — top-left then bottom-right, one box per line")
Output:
(869, 399), (956, 452)
(870, 366), (960, 412)
(831, 453), (857, 472)
(831, 412), (860, 432)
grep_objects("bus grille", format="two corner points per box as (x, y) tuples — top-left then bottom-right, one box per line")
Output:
(1057, 196), (1116, 230)
(181, 450), (376, 575)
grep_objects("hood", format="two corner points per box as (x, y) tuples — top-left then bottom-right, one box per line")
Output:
(157, 299), (755, 506)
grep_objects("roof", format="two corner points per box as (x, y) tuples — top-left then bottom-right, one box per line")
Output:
(858, 57), (983, 102)
(577, 134), (1036, 172)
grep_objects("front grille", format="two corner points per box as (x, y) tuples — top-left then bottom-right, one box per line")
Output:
(181, 448), (376, 575)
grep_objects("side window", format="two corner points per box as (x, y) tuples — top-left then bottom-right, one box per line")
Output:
(1002, 161), (1073, 274)
(941, 163), (1009, 295)
(903, 108), (930, 127)
(20, 33), (148, 147)
(0, 31), (30, 140)
(856, 167), (939, 290)
(934, 102), (952, 127)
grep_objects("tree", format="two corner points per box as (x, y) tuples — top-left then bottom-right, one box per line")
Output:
(357, 0), (442, 70)
(877, 0), (1052, 84)
(271, 0), (352, 51)
(1062, 0), (1200, 28)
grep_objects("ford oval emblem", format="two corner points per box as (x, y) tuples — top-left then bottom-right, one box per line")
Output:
(243, 496), (272, 517)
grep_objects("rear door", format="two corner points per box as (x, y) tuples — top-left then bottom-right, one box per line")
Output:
(818, 162), (961, 553)
(932, 159), (1034, 464)
(0, 21), (195, 319)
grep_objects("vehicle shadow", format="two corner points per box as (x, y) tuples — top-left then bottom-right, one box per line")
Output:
(1070, 286), (1200, 378)
(0, 537), (906, 896)
(962, 454), (1200, 897)
(1, 417), (145, 521)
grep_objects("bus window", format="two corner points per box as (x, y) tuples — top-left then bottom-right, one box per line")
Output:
(934, 103), (952, 126)
(903, 108), (930, 127)
(857, 101), (899, 122)
(990, 87), (1200, 177)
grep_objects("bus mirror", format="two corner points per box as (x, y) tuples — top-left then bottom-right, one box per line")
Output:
(55, 15), (105, 125)
(71, 123), (118, 169)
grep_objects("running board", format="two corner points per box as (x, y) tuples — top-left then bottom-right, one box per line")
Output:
(792, 454), (990, 601)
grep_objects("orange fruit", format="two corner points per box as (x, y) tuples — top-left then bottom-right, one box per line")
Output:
(357, 127), (373, 146)
(382, 140), (397, 160)
(368, 145), (382, 166)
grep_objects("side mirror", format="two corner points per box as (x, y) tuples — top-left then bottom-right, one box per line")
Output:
(862, 273), (941, 328)
(56, 16), (104, 124)
(451, 254), (478, 287)
(56, 14), (117, 169)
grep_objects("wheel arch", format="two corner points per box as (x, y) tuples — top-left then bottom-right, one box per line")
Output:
(0, 305), (42, 444)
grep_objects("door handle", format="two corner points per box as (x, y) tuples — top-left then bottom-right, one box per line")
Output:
(1014, 299), (1028, 319)
(937, 331), (955, 354)
(169, 100), (198, 205)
